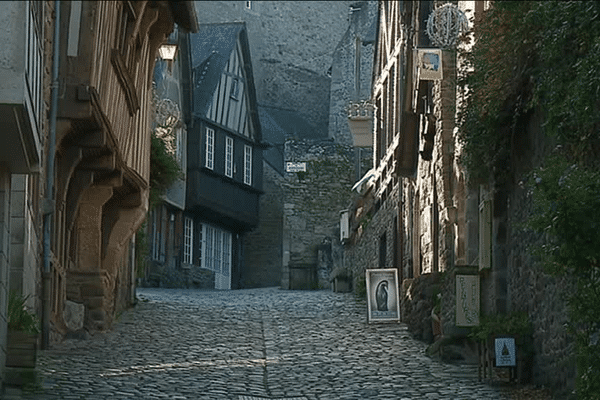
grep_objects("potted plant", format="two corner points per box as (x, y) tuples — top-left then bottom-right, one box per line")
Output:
(6, 291), (40, 368)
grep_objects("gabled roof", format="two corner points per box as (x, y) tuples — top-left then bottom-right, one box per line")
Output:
(189, 23), (261, 142)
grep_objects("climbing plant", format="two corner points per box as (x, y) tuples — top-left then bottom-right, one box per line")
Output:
(149, 130), (182, 209)
(458, 2), (600, 397)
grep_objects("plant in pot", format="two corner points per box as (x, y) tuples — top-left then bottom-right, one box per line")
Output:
(6, 290), (40, 368)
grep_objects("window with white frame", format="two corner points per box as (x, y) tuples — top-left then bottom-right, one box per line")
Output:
(183, 217), (193, 264)
(222, 232), (231, 277)
(244, 145), (252, 185)
(225, 136), (234, 178)
(205, 127), (214, 169)
(200, 224), (233, 289)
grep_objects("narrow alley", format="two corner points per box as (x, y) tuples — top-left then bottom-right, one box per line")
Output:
(11, 288), (515, 400)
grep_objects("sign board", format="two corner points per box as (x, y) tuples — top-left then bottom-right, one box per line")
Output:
(415, 49), (443, 80)
(366, 269), (400, 323)
(286, 162), (306, 173)
(455, 274), (480, 326)
(495, 337), (517, 367)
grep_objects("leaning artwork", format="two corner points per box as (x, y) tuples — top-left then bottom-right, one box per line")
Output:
(365, 268), (400, 323)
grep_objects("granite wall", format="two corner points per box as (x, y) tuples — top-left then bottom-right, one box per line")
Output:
(282, 139), (354, 289)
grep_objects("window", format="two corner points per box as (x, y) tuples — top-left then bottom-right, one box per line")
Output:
(205, 127), (214, 169)
(244, 145), (252, 185)
(230, 78), (240, 100)
(183, 217), (193, 265)
(225, 136), (234, 178)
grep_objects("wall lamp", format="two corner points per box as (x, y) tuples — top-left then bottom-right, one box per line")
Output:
(158, 43), (178, 61)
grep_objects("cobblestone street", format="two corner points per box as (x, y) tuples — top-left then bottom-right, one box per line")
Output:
(14, 288), (515, 400)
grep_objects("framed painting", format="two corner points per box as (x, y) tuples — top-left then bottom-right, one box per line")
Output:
(366, 269), (400, 323)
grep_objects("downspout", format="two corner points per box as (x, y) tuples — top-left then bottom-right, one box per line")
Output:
(42, 0), (60, 350)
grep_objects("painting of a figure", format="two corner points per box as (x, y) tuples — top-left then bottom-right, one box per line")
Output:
(366, 269), (400, 323)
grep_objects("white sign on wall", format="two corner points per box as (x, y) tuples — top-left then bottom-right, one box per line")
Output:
(416, 49), (443, 80)
(495, 337), (517, 367)
(455, 274), (480, 327)
(286, 162), (306, 173)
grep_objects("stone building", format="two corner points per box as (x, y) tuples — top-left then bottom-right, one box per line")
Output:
(194, 1), (355, 137)
(192, 1), (369, 289)
(343, 0), (575, 393)
(0, 0), (49, 388)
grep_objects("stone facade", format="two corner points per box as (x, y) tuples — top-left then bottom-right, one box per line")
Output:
(341, 1), (576, 394)
(282, 140), (354, 290)
(194, 1), (355, 137)
(242, 162), (285, 288)
(344, 182), (401, 288)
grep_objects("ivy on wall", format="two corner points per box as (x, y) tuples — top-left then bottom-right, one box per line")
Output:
(149, 131), (182, 209)
(458, 2), (600, 396)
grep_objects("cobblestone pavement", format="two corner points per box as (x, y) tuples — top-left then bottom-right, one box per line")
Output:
(13, 288), (515, 399)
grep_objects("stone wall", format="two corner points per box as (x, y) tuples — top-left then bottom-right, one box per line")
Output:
(143, 261), (215, 290)
(344, 183), (401, 290)
(242, 162), (284, 288)
(282, 140), (354, 289)
(401, 273), (441, 344)
(328, 1), (377, 147)
(0, 168), (10, 388)
(195, 0), (355, 136)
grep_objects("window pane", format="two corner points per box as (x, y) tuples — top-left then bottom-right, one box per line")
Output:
(244, 145), (252, 185)
(225, 137), (233, 177)
(205, 128), (214, 169)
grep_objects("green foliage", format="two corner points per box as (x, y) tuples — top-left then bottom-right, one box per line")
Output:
(149, 131), (182, 209)
(460, 4), (600, 394)
(8, 291), (40, 335)
(458, 1), (600, 182)
(527, 155), (600, 398)
(469, 311), (532, 343)
(457, 1), (537, 183)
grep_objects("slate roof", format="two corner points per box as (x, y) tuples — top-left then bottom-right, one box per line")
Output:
(189, 23), (258, 122)
(259, 105), (324, 141)
(258, 106), (285, 174)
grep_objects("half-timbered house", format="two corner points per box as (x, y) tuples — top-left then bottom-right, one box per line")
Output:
(186, 23), (264, 290)
(51, 0), (197, 336)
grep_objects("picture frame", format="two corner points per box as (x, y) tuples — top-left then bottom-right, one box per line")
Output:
(415, 48), (444, 81)
(365, 268), (400, 323)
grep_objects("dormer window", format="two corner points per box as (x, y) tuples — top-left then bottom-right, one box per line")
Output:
(230, 78), (240, 100)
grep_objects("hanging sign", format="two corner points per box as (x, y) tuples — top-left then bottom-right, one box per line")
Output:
(416, 49), (443, 80)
